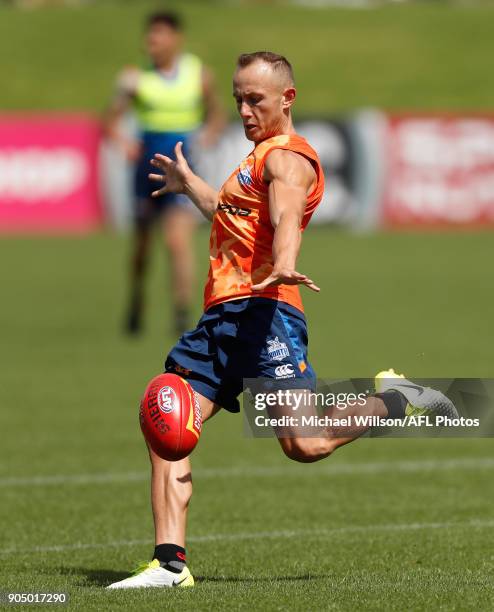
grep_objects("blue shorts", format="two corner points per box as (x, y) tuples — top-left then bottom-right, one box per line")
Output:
(134, 130), (194, 223)
(165, 298), (317, 413)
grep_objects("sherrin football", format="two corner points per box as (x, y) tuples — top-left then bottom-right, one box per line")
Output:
(139, 373), (202, 461)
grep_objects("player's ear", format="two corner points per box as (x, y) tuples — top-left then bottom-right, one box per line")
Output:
(282, 87), (296, 109)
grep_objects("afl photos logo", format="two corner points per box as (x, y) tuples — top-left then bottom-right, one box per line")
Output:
(157, 386), (176, 414)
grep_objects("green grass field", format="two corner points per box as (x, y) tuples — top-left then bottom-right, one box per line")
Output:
(1, 1), (494, 609)
(1, 229), (493, 610)
(1, 1), (494, 114)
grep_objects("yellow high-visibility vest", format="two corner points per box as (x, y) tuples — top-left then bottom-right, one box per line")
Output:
(134, 53), (203, 132)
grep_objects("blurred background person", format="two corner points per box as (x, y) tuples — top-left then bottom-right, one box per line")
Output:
(104, 10), (225, 336)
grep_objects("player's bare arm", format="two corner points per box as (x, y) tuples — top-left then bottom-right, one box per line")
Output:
(251, 148), (320, 292)
(103, 67), (142, 161)
(149, 142), (218, 221)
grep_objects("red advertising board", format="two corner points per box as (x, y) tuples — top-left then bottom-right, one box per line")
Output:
(0, 115), (102, 233)
(382, 115), (494, 227)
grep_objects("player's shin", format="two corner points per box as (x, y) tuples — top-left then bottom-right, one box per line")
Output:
(147, 446), (192, 548)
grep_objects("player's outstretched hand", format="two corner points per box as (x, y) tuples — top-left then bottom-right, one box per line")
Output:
(251, 268), (320, 293)
(149, 141), (191, 197)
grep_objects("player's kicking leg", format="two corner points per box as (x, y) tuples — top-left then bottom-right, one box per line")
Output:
(266, 388), (386, 461)
(268, 372), (458, 462)
(107, 394), (220, 589)
(375, 368), (458, 419)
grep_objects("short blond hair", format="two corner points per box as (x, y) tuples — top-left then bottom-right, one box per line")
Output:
(236, 51), (294, 86)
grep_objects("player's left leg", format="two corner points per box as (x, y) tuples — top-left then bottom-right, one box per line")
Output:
(161, 204), (197, 335)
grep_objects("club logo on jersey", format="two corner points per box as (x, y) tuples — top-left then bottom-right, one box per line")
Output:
(275, 364), (295, 379)
(237, 162), (253, 187)
(267, 336), (290, 361)
(157, 386), (176, 414)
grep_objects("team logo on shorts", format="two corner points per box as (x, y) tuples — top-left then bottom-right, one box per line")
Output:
(275, 364), (295, 379)
(157, 386), (176, 414)
(267, 336), (290, 361)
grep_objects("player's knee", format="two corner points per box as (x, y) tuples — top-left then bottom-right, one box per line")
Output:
(281, 438), (333, 463)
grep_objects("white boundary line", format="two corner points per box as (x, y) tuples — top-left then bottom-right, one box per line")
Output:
(0, 457), (493, 488)
(1, 519), (493, 557)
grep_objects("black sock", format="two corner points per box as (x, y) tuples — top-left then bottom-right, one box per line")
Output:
(153, 543), (186, 573)
(373, 390), (408, 419)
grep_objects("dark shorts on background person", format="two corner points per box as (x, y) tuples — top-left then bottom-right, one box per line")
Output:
(165, 297), (317, 413)
(134, 130), (195, 225)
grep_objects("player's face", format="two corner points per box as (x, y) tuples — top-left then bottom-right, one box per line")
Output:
(145, 24), (181, 63)
(233, 62), (295, 143)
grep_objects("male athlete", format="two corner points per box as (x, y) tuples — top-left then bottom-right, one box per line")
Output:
(105, 11), (224, 335)
(108, 52), (457, 589)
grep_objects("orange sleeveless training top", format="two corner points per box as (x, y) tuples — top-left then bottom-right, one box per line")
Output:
(203, 133), (325, 313)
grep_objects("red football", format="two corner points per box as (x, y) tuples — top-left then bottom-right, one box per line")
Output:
(139, 373), (202, 461)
